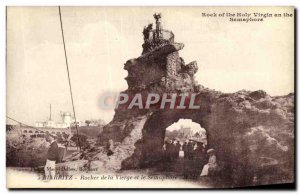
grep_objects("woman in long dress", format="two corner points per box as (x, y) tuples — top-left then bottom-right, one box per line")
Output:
(200, 148), (217, 176)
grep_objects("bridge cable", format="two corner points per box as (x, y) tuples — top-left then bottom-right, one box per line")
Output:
(58, 6), (81, 152)
(6, 116), (44, 132)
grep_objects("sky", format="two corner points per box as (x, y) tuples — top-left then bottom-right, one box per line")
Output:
(6, 7), (294, 125)
(166, 119), (205, 133)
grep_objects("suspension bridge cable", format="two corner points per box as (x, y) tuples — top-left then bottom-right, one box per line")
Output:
(58, 6), (81, 152)
(6, 116), (43, 132)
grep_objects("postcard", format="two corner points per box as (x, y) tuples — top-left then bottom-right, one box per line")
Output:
(6, 6), (294, 189)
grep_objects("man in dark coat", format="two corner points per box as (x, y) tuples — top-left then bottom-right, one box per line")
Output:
(169, 140), (176, 161)
(182, 142), (188, 159)
(44, 134), (59, 177)
(187, 140), (194, 160)
(165, 140), (172, 162)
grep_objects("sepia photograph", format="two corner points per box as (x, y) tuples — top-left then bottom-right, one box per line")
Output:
(6, 6), (295, 189)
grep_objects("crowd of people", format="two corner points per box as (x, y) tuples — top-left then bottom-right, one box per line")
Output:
(163, 139), (181, 161)
(162, 139), (218, 177)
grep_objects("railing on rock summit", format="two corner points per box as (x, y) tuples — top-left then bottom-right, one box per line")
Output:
(142, 29), (175, 55)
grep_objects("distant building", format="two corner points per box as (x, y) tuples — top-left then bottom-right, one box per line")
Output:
(16, 110), (74, 139)
(35, 111), (74, 128)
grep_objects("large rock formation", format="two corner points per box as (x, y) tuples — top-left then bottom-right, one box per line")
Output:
(95, 15), (294, 187)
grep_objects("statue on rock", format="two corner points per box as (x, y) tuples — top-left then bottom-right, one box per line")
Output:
(153, 13), (162, 40)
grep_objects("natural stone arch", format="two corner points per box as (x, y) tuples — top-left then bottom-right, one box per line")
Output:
(117, 100), (242, 180)
(94, 14), (294, 187)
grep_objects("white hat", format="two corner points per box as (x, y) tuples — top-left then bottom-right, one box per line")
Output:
(207, 148), (215, 154)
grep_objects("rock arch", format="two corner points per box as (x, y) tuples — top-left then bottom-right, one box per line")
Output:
(97, 15), (294, 186)
(99, 89), (294, 186)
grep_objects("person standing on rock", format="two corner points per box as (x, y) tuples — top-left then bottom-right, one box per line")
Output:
(175, 140), (181, 159)
(44, 134), (59, 178)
